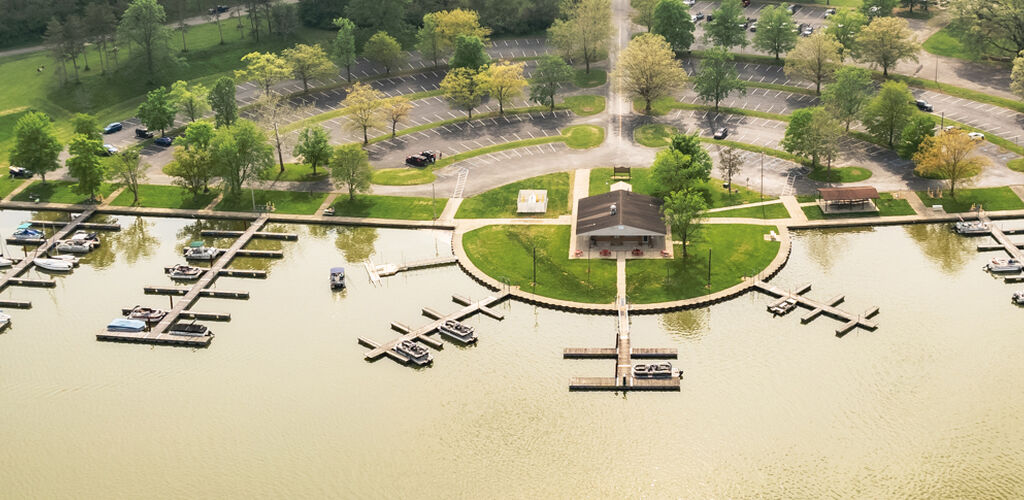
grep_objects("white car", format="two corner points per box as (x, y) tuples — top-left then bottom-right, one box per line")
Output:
(968, 132), (985, 141)
(683, 0), (695, 5)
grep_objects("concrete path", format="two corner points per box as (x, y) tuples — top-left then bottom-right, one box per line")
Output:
(438, 198), (462, 223)
(899, 190), (930, 217)
(316, 193), (339, 216)
(616, 255), (627, 300)
(568, 168), (592, 258)
(781, 196), (806, 223)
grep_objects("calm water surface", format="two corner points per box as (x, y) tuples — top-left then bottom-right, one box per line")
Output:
(1, 210), (1023, 498)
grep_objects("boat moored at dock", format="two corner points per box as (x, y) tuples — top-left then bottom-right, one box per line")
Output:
(12, 223), (43, 240)
(168, 322), (212, 337)
(166, 264), (205, 280)
(33, 258), (74, 272)
(183, 241), (222, 260)
(953, 220), (991, 235)
(1013, 291), (1024, 305)
(126, 305), (168, 324)
(437, 319), (477, 343)
(107, 318), (147, 332)
(56, 233), (101, 253)
(984, 258), (1023, 274)
(394, 340), (432, 366)
(632, 362), (677, 379)
(768, 298), (798, 315)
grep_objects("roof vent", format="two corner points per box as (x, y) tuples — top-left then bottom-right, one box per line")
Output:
(610, 203), (617, 216)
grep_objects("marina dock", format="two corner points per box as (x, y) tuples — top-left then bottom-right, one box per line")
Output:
(753, 281), (879, 336)
(363, 256), (458, 286)
(358, 293), (509, 366)
(978, 213), (1024, 262)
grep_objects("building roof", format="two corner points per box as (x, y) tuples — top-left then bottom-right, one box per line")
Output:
(817, 186), (879, 202)
(517, 189), (548, 213)
(576, 190), (666, 235)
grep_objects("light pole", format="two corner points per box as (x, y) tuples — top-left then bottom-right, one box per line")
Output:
(760, 152), (764, 203)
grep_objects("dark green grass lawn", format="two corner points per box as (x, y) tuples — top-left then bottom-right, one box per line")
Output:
(463, 225), (616, 303)
(215, 189), (327, 215)
(13, 180), (117, 204)
(707, 202), (790, 219)
(330, 194), (447, 220)
(588, 167), (774, 208)
(626, 224), (780, 303)
(456, 173), (570, 219)
(916, 187), (1024, 213)
(0, 176), (27, 199)
(807, 166), (872, 183)
(110, 184), (218, 209)
(574, 68), (607, 88)
(263, 163), (330, 182)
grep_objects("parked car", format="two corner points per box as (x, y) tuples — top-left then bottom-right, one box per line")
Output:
(102, 144), (119, 156)
(742, 0), (750, 6)
(915, 100), (933, 112)
(9, 166), (33, 178)
(103, 122), (122, 134)
(943, 125), (958, 133)
(749, 22), (757, 32)
(738, 20), (749, 29)
(713, 128), (729, 140)
(693, 12), (705, 21)
(868, 5), (881, 16)
(824, 8), (837, 18)
(419, 150), (438, 162)
(706, 13), (714, 21)
(405, 155), (430, 167)
(787, 4), (798, 14)
(135, 128), (154, 139)
(154, 136), (173, 147)
(207, 4), (229, 14)
(800, 24), (814, 36)
(968, 132), (985, 141)
(682, 0), (695, 5)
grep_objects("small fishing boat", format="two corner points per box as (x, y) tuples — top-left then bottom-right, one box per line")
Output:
(183, 241), (221, 260)
(984, 258), (1023, 273)
(768, 298), (798, 316)
(0, 256), (12, 267)
(70, 231), (100, 244)
(56, 237), (99, 254)
(12, 223), (43, 240)
(166, 264), (204, 280)
(168, 322), (212, 337)
(106, 318), (146, 332)
(1013, 291), (1024, 305)
(394, 340), (432, 366)
(953, 220), (990, 235)
(126, 305), (168, 324)
(0, 310), (10, 330)
(632, 362), (675, 379)
(437, 319), (477, 343)
(47, 254), (79, 266)
(33, 258), (73, 272)
(330, 267), (346, 289)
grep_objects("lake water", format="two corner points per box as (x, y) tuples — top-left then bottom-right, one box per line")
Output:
(1, 210), (1023, 498)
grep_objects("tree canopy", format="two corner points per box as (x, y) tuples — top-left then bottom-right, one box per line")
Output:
(547, 0), (612, 73)
(784, 31), (841, 94)
(330, 143), (372, 200)
(363, 31), (405, 75)
(612, 33), (687, 114)
(692, 47), (746, 111)
(282, 43), (336, 93)
(752, 4), (798, 60)
(913, 130), (990, 198)
(481, 61), (528, 114)
(10, 111), (62, 181)
(441, 67), (488, 119)
(651, 0), (695, 53)
(821, 66), (874, 131)
(853, 16), (919, 77)
(529, 55), (575, 110)
(861, 80), (915, 147)
(703, 0), (748, 49)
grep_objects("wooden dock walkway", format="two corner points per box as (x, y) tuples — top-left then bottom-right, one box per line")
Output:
(358, 293), (509, 366)
(363, 255), (458, 286)
(753, 281), (879, 336)
(97, 215), (275, 347)
(977, 213), (1024, 261)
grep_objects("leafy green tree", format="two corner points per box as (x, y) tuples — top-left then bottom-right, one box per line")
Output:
(913, 130), (989, 198)
(441, 67), (488, 119)
(330, 143), (372, 200)
(416, 9), (492, 68)
(210, 120), (275, 198)
(345, 0), (408, 36)
(752, 4), (797, 60)
(853, 16), (919, 77)
(208, 76), (238, 128)
(825, 10), (867, 61)
(71, 113), (101, 141)
(670, 133), (713, 182)
(118, 0), (172, 80)
(363, 31), (405, 75)
(547, 0), (612, 74)
(137, 86), (177, 136)
(382, 96), (413, 137)
(342, 82), (384, 144)
(661, 190), (707, 258)
(631, 0), (659, 31)
(861, 80), (915, 147)
(111, 149), (149, 205)
(782, 107), (841, 168)
(293, 126), (332, 174)
(650, 133), (713, 197)
(66, 135), (107, 201)
(181, 121), (215, 151)
(270, 3), (300, 38)
(703, 0), (747, 49)
(784, 31), (841, 94)
(282, 43), (336, 92)
(860, 0), (898, 18)
(236, 51), (291, 97)
(169, 80), (211, 123)
(901, 0), (928, 13)
(528, 55), (575, 111)
(821, 66), (873, 131)
(651, 0), (695, 54)
(416, 13), (446, 68)
(692, 47), (745, 111)
(300, 0), (347, 29)
(10, 111), (61, 181)
(898, 114), (936, 159)
(480, 61), (527, 114)
(1014, 53), (1024, 100)
(612, 33), (687, 114)
(450, 34), (490, 70)
(950, 0), (1024, 58)
(169, 146), (213, 195)
(332, 17), (358, 81)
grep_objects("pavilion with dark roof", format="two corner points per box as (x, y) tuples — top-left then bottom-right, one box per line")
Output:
(816, 186), (880, 214)
(575, 189), (668, 253)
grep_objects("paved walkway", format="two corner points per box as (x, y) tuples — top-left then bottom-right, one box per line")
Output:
(616, 255), (626, 299)
(781, 196), (806, 223)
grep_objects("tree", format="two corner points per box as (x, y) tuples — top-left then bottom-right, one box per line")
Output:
(363, 31), (405, 75)
(71, 113), (101, 141)
(753, 4), (797, 61)
(345, 0), (408, 36)
(210, 120), (275, 198)
(342, 82), (384, 144)
(825, 10), (867, 61)
(692, 47), (746, 111)
(84, 3), (117, 74)
(137, 86), (177, 136)
(612, 33), (687, 114)
(208, 76), (238, 128)
(898, 114), (936, 159)
(236, 51), (291, 97)
(661, 190), (707, 258)
(169, 80), (211, 123)
(950, 0), (1024, 58)
(417, 9), (492, 68)
(821, 66), (874, 131)
(293, 126), (332, 174)
(282, 43), (335, 93)
(703, 0), (747, 49)
(331, 17), (357, 81)
(382, 96), (413, 137)
(1013, 53), (1024, 99)
(651, 0), (695, 54)
(901, 0), (929, 14)
(416, 13), (446, 68)
(631, 0), (658, 31)
(529, 55), (575, 111)
(10, 112), (61, 182)
(481, 61), (528, 114)
(66, 135), (107, 202)
(300, 0), (348, 29)
(118, 0), (171, 80)
(913, 130), (990, 198)
(547, 0), (612, 74)
(330, 143), (372, 200)
(270, 3), (300, 38)
(854, 16), (919, 77)
(450, 35), (490, 70)
(860, 0), (899, 18)
(44, 18), (70, 86)
(181, 121), (215, 151)
(111, 149), (149, 205)
(862, 80), (915, 147)
(441, 67), (488, 119)
(169, 125), (214, 195)
(650, 133), (713, 197)
(782, 107), (841, 169)
(784, 31), (841, 94)
(717, 147), (742, 193)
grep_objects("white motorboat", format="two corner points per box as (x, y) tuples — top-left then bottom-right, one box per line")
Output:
(953, 220), (990, 235)
(47, 254), (79, 266)
(330, 267), (346, 289)
(632, 362), (675, 379)
(768, 298), (798, 315)
(183, 241), (221, 260)
(33, 258), (73, 272)
(0, 256), (12, 267)
(0, 310), (10, 329)
(12, 223), (43, 240)
(166, 264), (204, 280)
(106, 318), (146, 332)
(126, 305), (168, 324)
(394, 340), (432, 366)
(56, 238), (99, 253)
(984, 258), (1023, 273)
(437, 319), (477, 343)
(1013, 291), (1024, 305)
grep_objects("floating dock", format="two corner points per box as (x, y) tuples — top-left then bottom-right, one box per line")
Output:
(363, 256), (458, 286)
(358, 293), (508, 366)
(200, 229), (298, 240)
(754, 281), (879, 336)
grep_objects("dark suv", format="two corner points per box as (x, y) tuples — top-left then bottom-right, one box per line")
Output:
(405, 155), (430, 167)
(9, 166), (33, 178)
(915, 99), (933, 112)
